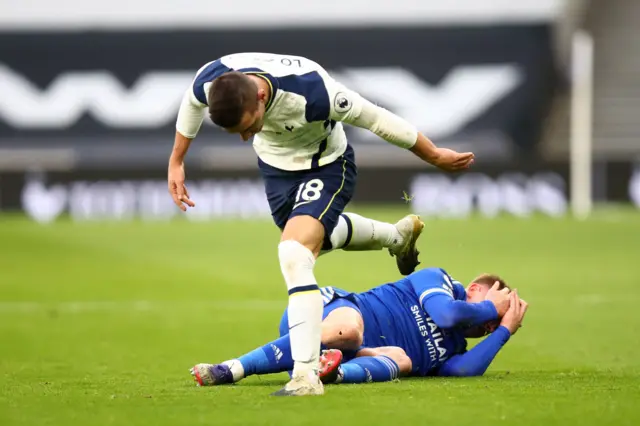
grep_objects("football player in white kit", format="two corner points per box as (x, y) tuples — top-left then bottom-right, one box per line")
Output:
(168, 52), (474, 396)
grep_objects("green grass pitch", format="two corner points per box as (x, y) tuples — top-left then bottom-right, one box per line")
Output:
(1, 207), (640, 425)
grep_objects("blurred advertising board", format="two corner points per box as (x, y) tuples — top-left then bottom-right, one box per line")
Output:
(1, 161), (637, 222)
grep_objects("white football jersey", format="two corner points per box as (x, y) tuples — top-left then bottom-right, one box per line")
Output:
(176, 52), (365, 171)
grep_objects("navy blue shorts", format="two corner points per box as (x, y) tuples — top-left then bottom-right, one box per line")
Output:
(258, 145), (357, 250)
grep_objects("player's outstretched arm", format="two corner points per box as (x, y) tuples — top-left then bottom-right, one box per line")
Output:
(409, 133), (475, 171)
(168, 131), (196, 211)
(168, 88), (206, 211)
(330, 85), (474, 171)
(437, 291), (528, 377)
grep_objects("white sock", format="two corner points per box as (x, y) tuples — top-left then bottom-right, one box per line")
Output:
(278, 240), (323, 377)
(222, 359), (245, 382)
(327, 215), (349, 249)
(328, 213), (402, 252)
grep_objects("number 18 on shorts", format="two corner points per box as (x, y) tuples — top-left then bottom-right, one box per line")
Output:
(259, 145), (357, 243)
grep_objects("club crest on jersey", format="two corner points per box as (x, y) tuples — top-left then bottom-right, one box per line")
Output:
(334, 92), (352, 113)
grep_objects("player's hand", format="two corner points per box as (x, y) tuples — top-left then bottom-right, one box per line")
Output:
(500, 290), (529, 335)
(168, 162), (195, 211)
(485, 281), (511, 317)
(430, 148), (475, 171)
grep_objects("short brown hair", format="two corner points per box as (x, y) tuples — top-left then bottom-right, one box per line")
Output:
(472, 273), (511, 291)
(207, 72), (258, 128)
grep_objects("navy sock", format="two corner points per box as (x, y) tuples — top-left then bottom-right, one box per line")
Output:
(237, 334), (294, 377)
(338, 356), (399, 384)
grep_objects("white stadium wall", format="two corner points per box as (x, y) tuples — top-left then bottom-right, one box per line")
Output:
(1, 0), (564, 29)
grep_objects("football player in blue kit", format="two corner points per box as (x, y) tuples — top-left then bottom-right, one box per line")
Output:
(190, 267), (528, 387)
(169, 52), (475, 396)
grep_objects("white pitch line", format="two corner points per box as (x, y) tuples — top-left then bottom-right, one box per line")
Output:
(0, 300), (285, 314)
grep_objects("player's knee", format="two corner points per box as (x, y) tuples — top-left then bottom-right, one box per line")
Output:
(321, 321), (363, 350)
(390, 350), (412, 376)
(338, 323), (364, 349)
(278, 240), (316, 289)
(376, 347), (412, 376)
(281, 216), (325, 255)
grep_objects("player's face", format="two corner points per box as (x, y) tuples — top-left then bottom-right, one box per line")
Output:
(225, 103), (266, 142)
(464, 283), (500, 338)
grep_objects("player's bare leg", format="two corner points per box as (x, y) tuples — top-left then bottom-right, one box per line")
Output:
(321, 307), (364, 351)
(324, 213), (425, 275)
(272, 215), (325, 397)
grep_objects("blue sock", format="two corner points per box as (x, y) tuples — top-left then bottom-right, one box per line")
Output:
(338, 356), (399, 384)
(237, 334), (294, 377)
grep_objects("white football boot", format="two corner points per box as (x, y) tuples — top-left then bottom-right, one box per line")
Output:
(388, 214), (425, 275)
(271, 370), (324, 396)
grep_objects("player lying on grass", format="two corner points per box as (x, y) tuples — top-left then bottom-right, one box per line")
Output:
(190, 267), (528, 387)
